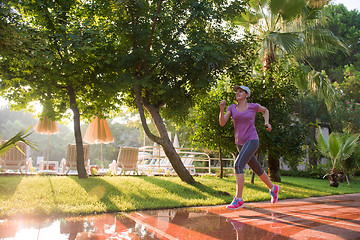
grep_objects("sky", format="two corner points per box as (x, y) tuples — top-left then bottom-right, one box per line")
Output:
(332, 0), (360, 11)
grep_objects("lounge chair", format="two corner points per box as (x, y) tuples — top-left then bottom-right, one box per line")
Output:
(0, 141), (30, 174)
(61, 144), (90, 175)
(115, 147), (139, 175)
(182, 155), (196, 175)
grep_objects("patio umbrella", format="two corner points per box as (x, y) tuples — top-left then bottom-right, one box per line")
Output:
(34, 116), (59, 170)
(83, 116), (114, 170)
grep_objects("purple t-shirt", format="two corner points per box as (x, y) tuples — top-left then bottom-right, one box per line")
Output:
(227, 103), (260, 145)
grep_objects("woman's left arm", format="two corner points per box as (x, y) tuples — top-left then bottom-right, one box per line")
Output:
(258, 105), (272, 132)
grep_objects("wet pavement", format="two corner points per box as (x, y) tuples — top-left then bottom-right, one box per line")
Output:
(0, 193), (359, 239)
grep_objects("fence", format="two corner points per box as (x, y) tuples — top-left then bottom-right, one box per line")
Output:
(138, 146), (235, 175)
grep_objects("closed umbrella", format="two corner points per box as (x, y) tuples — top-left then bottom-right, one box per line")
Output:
(83, 116), (114, 170)
(34, 116), (59, 170)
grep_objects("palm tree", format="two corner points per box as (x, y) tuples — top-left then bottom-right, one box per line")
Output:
(233, 0), (348, 182)
(236, 0), (348, 69)
(316, 126), (360, 186)
(234, 0), (347, 99)
(0, 128), (35, 157)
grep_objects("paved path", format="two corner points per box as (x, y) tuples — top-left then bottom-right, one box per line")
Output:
(125, 193), (360, 239)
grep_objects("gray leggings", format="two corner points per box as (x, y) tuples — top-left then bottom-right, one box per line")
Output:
(235, 140), (264, 175)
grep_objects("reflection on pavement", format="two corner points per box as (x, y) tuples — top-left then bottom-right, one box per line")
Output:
(0, 193), (359, 240)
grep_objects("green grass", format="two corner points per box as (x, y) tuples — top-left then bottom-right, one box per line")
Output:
(0, 175), (359, 218)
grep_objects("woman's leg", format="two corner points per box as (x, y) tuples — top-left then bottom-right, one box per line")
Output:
(246, 154), (273, 189)
(247, 155), (280, 203)
(233, 140), (259, 199)
(258, 171), (273, 189)
(227, 141), (259, 209)
(235, 173), (245, 199)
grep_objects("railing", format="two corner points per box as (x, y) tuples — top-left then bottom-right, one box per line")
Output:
(138, 146), (235, 175)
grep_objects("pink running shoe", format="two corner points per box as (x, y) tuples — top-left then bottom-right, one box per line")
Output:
(226, 197), (245, 210)
(270, 185), (280, 204)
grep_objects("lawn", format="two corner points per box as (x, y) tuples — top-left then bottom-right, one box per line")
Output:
(0, 174), (359, 218)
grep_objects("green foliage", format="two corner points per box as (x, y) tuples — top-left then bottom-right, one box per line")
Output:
(187, 32), (258, 157)
(340, 64), (360, 103)
(344, 144), (360, 176)
(107, 0), (251, 123)
(316, 126), (360, 172)
(188, 79), (238, 156)
(329, 99), (360, 134)
(248, 62), (307, 161)
(0, 107), (73, 162)
(1, 0), (121, 121)
(0, 127), (35, 156)
(234, 0), (347, 68)
(294, 94), (330, 127)
(307, 4), (360, 82)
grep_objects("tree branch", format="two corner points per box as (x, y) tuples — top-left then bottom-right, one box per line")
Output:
(134, 85), (162, 143)
(146, 0), (163, 54)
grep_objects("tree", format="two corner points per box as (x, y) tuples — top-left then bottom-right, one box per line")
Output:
(0, 1), (121, 178)
(317, 126), (360, 185)
(329, 99), (360, 135)
(189, 79), (237, 178)
(293, 94), (329, 167)
(234, 0), (346, 112)
(190, 59), (307, 182)
(232, 0), (346, 180)
(250, 62), (307, 182)
(1, 0), (250, 183)
(97, 0), (249, 183)
(234, 0), (347, 73)
(340, 65), (360, 103)
(307, 4), (360, 82)
(188, 35), (258, 177)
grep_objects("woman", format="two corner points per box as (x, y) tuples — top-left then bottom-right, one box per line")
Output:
(219, 85), (279, 210)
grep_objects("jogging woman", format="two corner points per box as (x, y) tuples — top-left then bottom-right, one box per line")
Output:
(219, 85), (279, 209)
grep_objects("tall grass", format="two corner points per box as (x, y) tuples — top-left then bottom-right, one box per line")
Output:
(0, 175), (359, 218)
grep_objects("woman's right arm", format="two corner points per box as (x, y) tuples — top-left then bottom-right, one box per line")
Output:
(219, 100), (231, 126)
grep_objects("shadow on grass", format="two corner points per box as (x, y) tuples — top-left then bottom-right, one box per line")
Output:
(142, 177), (211, 198)
(195, 176), (271, 199)
(72, 176), (213, 213)
(72, 176), (130, 213)
(0, 175), (23, 198)
(48, 177), (60, 212)
(140, 176), (233, 206)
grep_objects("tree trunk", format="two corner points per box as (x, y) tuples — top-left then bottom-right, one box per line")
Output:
(262, 48), (276, 73)
(251, 171), (255, 184)
(219, 143), (223, 178)
(135, 87), (195, 184)
(67, 86), (87, 179)
(267, 151), (281, 182)
(263, 45), (279, 182)
(308, 125), (318, 167)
